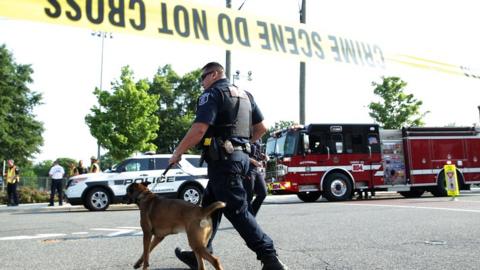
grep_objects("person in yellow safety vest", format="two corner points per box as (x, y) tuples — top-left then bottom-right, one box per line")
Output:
(89, 156), (100, 173)
(4, 159), (20, 206)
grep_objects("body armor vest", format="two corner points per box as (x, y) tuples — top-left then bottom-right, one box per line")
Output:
(212, 86), (252, 140)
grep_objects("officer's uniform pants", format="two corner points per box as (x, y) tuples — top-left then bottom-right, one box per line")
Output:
(203, 150), (277, 260)
(7, 182), (19, 205)
(50, 179), (63, 205)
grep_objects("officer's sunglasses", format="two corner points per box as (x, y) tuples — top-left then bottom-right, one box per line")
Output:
(200, 71), (214, 82)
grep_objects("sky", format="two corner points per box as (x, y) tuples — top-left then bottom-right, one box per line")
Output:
(0, 0), (479, 164)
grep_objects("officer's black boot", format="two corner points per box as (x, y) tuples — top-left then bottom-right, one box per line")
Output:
(175, 247), (198, 270)
(261, 255), (288, 270)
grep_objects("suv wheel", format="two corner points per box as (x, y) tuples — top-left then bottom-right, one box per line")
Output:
(179, 185), (202, 205)
(85, 187), (110, 211)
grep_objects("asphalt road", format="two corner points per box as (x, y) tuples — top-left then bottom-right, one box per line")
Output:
(1, 190), (480, 270)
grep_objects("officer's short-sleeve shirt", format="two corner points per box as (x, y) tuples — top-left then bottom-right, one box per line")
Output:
(194, 79), (264, 125)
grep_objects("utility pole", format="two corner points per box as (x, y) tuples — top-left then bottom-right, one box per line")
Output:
(1, 160), (4, 192)
(225, 0), (232, 80)
(478, 105), (480, 125)
(299, 0), (306, 125)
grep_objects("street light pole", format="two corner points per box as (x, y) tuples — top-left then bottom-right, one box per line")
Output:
(92, 31), (111, 160)
(232, 70), (252, 86)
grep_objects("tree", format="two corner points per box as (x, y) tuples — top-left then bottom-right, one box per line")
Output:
(148, 65), (203, 153)
(262, 120), (297, 142)
(33, 160), (54, 178)
(0, 44), (44, 165)
(368, 76), (428, 129)
(85, 66), (159, 160)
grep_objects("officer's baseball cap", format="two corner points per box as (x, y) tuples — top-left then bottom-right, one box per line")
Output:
(90, 156), (97, 160)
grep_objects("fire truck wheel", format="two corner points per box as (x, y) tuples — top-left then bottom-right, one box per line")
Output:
(399, 188), (425, 198)
(297, 192), (321, 202)
(322, 173), (353, 201)
(430, 173), (447, 197)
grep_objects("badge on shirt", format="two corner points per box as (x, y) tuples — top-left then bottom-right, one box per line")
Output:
(198, 93), (209, 106)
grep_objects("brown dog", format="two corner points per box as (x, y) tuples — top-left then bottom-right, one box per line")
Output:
(126, 182), (225, 270)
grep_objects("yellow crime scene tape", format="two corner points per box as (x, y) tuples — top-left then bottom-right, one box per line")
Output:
(0, 0), (478, 79)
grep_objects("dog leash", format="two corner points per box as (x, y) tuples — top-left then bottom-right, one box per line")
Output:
(163, 162), (198, 178)
(162, 163), (175, 176)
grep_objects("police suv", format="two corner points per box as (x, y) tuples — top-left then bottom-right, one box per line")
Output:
(65, 154), (208, 211)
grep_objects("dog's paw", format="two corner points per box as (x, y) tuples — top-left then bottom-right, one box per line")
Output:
(133, 261), (142, 269)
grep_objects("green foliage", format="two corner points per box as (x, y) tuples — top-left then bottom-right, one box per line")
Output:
(0, 186), (49, 204)
(368, 76), (429, 129)
(149, 65), (203, 153)
(0, 44), (44, 165)
(262, 120), (297, 142)
(33, 160), (54, 178)
(86, 66), (160, 160)
(15, 162), (37, 188)
(99, 152), (120, 171)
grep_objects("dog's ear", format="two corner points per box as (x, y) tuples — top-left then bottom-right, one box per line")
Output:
(141, 181), (151, 187)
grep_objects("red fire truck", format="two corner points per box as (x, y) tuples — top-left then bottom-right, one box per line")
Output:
(265, 124), (480, 202)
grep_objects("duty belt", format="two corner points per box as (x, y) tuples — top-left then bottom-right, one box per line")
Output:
(231, 143), (251, 154)
(232, 145), (245, 152)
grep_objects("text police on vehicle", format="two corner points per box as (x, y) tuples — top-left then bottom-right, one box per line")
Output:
(65, 154), (208, 211)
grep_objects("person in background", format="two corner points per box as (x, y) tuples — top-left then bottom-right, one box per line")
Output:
(68, 162), (77, 177)
(4, 159), (20, 206)
(76, 160), (88, 175)
(89, 156), (100, 173)
(48, 159), (65, 206)
(245, 140), (268, 216)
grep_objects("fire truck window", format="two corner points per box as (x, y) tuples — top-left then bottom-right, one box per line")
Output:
(329, 134), (343, 154)
(368, 133), (381, 153)
(309, 134), (327, 154)
(348, 134), (364, 153)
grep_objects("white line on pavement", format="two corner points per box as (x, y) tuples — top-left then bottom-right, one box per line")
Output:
(339, 203), (480, 213)
(0, 233), (67, 241)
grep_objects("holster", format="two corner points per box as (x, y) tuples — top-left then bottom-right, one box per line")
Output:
(208, 137), (221, 161)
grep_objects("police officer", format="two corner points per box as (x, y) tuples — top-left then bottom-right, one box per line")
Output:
(169, 62), (287, 270)
(246, 140), (268, 216)
(4, 159), (20, 206)
(76, 160), (88, 175)
(89, 156), (100, 173)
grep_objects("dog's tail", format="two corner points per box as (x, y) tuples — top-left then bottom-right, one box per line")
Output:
(202, 201), (226, 217)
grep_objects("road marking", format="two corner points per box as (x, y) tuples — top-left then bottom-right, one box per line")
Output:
(340, 202), (480, 213)
(0, 233), (66, 241)
(91, 228), (137, 237)
(0, 227), (143, 241)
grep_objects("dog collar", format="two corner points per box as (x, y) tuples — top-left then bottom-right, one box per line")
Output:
(135, 191), (150, 204)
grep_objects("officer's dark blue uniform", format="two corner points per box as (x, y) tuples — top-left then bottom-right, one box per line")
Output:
(194, 78), (277, 259)
(174, 63), (286, 269)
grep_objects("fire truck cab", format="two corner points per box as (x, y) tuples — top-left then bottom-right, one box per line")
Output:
(265, 124), (480, 202)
